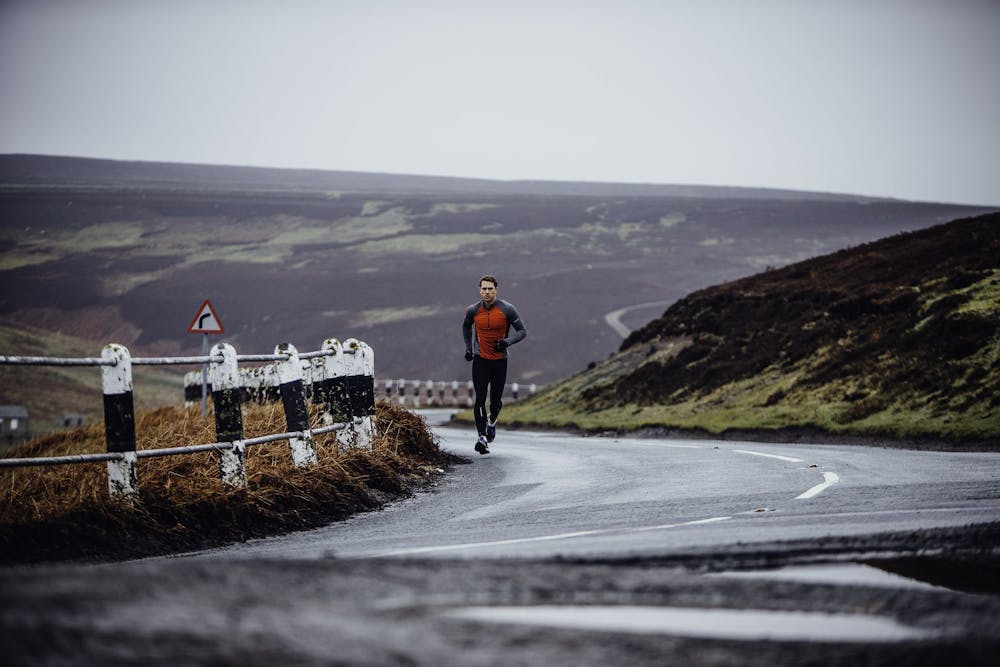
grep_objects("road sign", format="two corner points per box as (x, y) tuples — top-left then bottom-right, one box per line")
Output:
(187, 300), (224, 334)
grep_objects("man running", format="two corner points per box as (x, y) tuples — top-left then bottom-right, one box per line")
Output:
(462, 274), (527, 454)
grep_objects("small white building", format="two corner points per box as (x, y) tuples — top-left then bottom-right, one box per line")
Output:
(0, 405), (30, 441)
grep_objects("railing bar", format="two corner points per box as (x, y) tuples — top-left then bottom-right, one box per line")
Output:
(132, 356), (223, 366)
(236, 354), (290, 362)
(0, 451), (125, 467)
(0, 356), (116, 366)
(136, 442), (234, 458)
(3, 349), (340, 367)
(240, 423), (345, 447)
(298, 350), (334, 360)
(0, 423), (350, 468)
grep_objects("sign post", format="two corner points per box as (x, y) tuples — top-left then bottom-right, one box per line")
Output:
(187, 300), (225, 416)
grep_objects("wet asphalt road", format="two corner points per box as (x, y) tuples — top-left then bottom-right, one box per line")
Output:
(2, 414), (999, 665)
(194, 418), (1000, 561)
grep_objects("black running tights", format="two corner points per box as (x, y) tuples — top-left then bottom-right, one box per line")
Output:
(472, 356), (507, 436)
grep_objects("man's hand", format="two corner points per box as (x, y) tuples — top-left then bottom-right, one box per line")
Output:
(465, 350), (475, 361)
(494, 339), (509, 352)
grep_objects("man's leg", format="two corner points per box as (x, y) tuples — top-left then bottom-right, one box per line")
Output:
(486, 358), (508, 440)
(471, 357), (490, 437)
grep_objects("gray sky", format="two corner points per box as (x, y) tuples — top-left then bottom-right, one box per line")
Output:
(1, 0), (998, 205)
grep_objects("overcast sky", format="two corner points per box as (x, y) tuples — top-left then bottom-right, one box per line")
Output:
(1, 0), (998, 205)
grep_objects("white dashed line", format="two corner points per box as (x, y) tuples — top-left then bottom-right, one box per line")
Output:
(797, 472), (840, 499)
(369, 516), (732, 557)
(733, 449), (804, 463)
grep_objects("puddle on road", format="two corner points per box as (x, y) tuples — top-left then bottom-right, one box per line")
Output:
(444, 605), (934, 642)
(713, 559), (999, 595)
(442, 562), (961, 641)
(710, 562), (946, 591)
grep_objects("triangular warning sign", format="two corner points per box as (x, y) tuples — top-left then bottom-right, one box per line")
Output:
(187, 300), (224, 334)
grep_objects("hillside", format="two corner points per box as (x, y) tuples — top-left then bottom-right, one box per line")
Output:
(0, 153), (890, 200)
(503, 213), (1000, 445)
(1, 155), (994, 434)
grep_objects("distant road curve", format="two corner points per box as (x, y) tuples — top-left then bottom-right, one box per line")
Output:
(604, 300), (674, 338)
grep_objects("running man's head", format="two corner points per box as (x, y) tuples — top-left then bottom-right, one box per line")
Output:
(479, 274), (498, 306)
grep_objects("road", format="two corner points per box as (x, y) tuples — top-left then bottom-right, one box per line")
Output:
(603, 299), (674, 338)
(198, 418), (1000, 561)
(2, 417), (1000, 666)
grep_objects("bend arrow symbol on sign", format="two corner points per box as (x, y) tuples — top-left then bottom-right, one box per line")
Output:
(187, 300), (224, 334)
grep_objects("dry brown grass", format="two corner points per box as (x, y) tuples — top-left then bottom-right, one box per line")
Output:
(0, 401), (460, 564)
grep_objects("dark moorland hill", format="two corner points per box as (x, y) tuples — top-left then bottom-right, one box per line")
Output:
(505, 213), (1000, 444)
(0, 153), (890, 200)
(1, 154), (994, 432)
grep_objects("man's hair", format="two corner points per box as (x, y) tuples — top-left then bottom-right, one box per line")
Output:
(479, 274), (498, 288)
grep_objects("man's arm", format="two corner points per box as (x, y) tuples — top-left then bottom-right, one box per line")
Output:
(501, 302), (526, 347)
(462, 305), (476, 354)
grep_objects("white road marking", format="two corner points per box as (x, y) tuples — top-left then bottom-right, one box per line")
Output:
(369, 516), (732, 557)
(797, 472), (840, 499)
(443, 605), (933, 641)
(733, 449), (804, 463)
(730, 448), (839, 501)
(628, 516), (731, 534)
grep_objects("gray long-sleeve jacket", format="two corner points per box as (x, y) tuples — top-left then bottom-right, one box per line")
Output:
(462, 299), (526, 360)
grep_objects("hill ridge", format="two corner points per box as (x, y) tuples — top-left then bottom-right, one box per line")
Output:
(505, 212), (1000, 444)
(1, 153), (891, 202)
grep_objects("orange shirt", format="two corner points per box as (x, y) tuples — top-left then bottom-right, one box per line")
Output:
(463, 299), (527, 360)
(472, 304), (510, 360)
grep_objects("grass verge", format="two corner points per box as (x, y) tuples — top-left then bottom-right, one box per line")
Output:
(0, 401), (462, 565)
(494, 361), (1000, 448)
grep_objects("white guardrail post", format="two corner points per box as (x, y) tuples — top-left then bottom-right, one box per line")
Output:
(314, 338), (349, 434)
(397, 378), (406, 406)
(275, 342), (317, 466)
(338, 339), (366, 449)
(354, 340), (376, 450)
(101, 344), (138, 500)
(209, 342), (246, 486)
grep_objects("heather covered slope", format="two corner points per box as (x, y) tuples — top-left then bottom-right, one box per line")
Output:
(504, 213), (1000, 444)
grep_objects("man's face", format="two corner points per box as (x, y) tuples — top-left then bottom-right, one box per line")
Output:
(480, 281), (497, 305)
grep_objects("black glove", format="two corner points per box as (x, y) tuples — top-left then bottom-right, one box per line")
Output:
(465, 350), (474, 361)
(494, 339), (509, 352)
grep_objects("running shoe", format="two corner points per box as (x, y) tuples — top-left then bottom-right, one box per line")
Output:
(474, 435), (489, 455)
(486, 419), (497, 443)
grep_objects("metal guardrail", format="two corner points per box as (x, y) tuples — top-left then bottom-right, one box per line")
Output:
(377, 379), (540, 408)
(0, 348), (352, 367)
(0, 338), (375, 499)
(0, 423), (352, 469)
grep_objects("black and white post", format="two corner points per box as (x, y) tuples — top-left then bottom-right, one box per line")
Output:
(210, 342), (246, 486)
(314, 338), (353, 445)
(340, 338), (375, 449)
(276, 342), (317, 466)
(101, 343), (138, 500)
